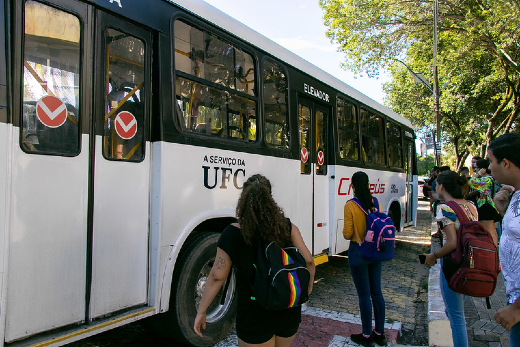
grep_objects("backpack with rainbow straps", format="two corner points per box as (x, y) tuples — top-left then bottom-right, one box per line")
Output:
(251, 240), (310, 310)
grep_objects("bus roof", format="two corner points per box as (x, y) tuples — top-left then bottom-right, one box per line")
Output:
(168, 0), (413, 128)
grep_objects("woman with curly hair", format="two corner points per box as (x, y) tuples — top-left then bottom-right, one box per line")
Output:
(194, 174), (315, 347)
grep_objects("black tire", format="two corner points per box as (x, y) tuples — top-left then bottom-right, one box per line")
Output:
(388, 207), (401, 232)
(151, 232), (237, 346)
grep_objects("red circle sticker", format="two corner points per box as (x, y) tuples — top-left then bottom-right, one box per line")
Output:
(36, 95), (68, 128)
(114, 111), (137, 140)
(301, 147), (309, 163)
(317, 151), (324, 165)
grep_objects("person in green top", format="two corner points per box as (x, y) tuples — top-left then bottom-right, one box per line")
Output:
(468, 158), (500, 246)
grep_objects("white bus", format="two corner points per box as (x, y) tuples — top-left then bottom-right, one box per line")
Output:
(0, 0), (418, 346)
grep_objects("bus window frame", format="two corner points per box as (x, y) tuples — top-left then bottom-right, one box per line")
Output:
(19, 0), (84, 157)
(335, 94), (361, 164)
(171, 14), (260, 146)
(261, 56), (290, 152)
(360, 107), (388, 168)
(100, 25), (148, 163)
(386, 119), (403, 169)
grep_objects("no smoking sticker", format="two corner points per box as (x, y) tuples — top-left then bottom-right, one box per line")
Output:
(114, 111), (138, 140)
(36, 95), (68, 128)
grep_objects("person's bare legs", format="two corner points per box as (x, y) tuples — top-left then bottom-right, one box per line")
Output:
(238, 336), (275, 347)
(274, 334), (296, 347)
(237, 334), (295, 347)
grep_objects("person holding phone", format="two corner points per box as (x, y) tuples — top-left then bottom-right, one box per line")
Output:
(418, 254), (426, 264)
(421, 170), (476, 347)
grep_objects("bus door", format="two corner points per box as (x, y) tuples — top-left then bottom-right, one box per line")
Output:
(403, 139), (414, 226)
(7, 0), (90, 342)
(298, 96), (330, 255)
(89, 11), (152, 319)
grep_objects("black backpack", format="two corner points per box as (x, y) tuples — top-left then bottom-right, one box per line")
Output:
(251, 240), (310, 310)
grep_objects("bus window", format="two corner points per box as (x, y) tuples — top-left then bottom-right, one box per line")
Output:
(263, 60), (289, 149)
(361, 109), (385, 165)
(387, 120), (403, 168)
(316, 109), (327, 175)
(174, 20), (204, 78)
(22, 1), (80, 156)
(205, 34), (234, 89)
(174, 20), (257, 141)
(235, 48), (255, 96)
(337, 97), (359, 161)
(299, 104), (311, 174)
(175, 77), (256, 140)
(103, 28), (145, 161)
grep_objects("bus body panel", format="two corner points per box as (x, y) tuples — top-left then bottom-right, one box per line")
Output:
(90, 138), (151, 318)
(157, 143), (300, 248)
(5, 133), (89, 342)
(0, 123), (10, 347)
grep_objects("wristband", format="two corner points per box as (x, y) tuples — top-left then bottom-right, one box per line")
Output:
(433, 252), (439, 259)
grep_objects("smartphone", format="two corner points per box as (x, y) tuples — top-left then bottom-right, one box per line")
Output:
(419, 254), (426, 264)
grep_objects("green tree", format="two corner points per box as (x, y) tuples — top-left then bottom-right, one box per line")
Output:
(417, 155), (435, 176)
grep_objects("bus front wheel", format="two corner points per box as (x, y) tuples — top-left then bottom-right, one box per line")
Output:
(154, 232), (237, 346)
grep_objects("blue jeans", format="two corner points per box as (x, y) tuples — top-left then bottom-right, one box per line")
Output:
(440, 259), (468, 347)
(348, 242), (385, 336)
(509, 309), (520, 347)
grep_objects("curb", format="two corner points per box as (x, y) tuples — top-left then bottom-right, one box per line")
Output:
(428, 221), (453, 347)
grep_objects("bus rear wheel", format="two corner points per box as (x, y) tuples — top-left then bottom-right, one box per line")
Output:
(153, 232), (237, 346)
(388, 206), (401, 232)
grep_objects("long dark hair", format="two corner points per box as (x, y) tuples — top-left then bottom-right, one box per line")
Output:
(236, 174), (291, 247)
(351, 171), (374, 211)
(436, 171), (469, 199)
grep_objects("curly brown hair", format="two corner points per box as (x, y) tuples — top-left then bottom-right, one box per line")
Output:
(236, 174), (291, 247)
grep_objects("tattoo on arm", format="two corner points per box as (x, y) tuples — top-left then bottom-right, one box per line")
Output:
(215, 256), (227, 270)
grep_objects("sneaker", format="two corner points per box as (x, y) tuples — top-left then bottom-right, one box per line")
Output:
(350, 333), (375, 347)
(372, 331), (387, 346)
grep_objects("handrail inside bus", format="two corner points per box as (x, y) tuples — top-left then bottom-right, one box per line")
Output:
(104, 82), (143, 122)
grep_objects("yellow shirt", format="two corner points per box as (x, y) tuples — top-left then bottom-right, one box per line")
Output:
(343, 199), (382, 244)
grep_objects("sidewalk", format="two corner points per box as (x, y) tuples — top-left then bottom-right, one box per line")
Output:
(429, 221), (509, 347)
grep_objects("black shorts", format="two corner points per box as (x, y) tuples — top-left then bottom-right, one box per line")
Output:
(478, 203), (501, 222)
(235, 304), (301, 344)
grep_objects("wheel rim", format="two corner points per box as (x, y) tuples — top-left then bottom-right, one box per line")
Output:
(195, 258), (236, 324)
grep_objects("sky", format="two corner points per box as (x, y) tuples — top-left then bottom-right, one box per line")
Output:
(201, 0), (390, 105)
